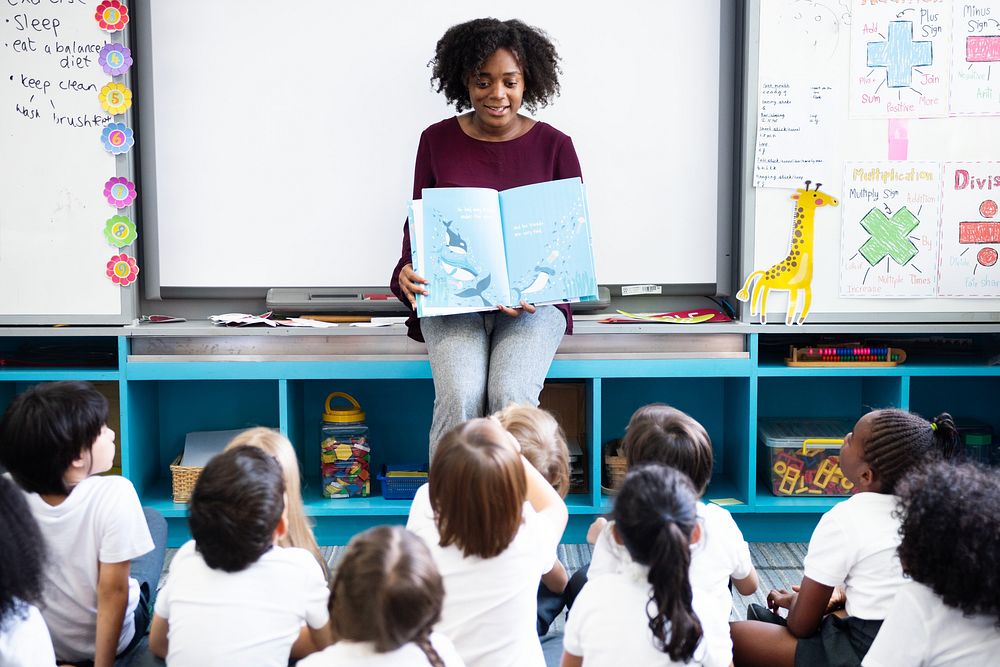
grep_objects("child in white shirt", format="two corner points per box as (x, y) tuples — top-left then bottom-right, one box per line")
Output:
(406, 417), (568, 667)
(0, 475), (57, 667)
(562, 464), (707, 666)
(581, 404), (758, 667)
(0, 381), (163, 667)
(863, 461), (1000, 667)
(299, 525), (465, 667)
(731, 409), (961, 667)
(150, 445), (332, 666)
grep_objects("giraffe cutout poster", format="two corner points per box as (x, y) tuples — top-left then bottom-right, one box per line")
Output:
(840, 162), (941, 297)
(850, 0), (951, 118)
(938, 162), (1000, 296)
(950, 0), (1000, 114)
(738, 181), (840, 325)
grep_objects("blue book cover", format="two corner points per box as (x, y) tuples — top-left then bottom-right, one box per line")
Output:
(409, 177), (598, 317)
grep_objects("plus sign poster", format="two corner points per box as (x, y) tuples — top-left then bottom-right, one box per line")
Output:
(851, 1), (951, 118)
(950, 0), (1000, 114)
(841, 162), (941, 296)
(939, 162), (1000, 295)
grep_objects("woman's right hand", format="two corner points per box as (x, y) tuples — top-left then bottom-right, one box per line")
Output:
(398, 263), (429, 309)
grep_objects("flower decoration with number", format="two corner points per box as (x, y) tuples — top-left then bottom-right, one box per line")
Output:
(101, 123), (134, 155)
(99, 83), (132, 115)
(106, 253), (139, 286)
(103, 176), (137, 208)
(98, 43), (133, 76)
(95, 0), (129, 32)
(104, 215), (137, 248)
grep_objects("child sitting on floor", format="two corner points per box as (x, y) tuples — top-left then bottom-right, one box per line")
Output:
(150, 445), (332, 666)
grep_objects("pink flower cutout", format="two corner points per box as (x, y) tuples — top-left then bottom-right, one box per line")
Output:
(95, 0), (129, 32)
(103, 177), (137, 208)
(106, 253), (139, 286)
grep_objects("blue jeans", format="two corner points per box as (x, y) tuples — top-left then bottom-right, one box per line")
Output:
(421, 305), (566, 458)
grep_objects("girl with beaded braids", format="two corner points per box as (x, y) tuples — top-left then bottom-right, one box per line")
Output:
(389, 18), (584, 459)
(562, 464), (707, 667)
(732, 409), (961, 667)
(298, 525), (465, 667)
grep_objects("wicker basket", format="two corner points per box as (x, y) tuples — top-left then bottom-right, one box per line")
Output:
(170, 453), (203, 503)
(604, 453), (628, 494)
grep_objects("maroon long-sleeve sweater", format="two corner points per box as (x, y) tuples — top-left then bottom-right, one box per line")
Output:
(390, 117), (583, 342)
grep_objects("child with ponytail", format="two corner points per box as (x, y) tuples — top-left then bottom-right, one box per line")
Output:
(561, 463), (706, 666)
(732, 409), (961, 667)
(298, 525), (465, 667)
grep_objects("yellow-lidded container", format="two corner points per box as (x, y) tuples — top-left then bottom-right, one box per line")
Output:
(320, 392), (370, 498)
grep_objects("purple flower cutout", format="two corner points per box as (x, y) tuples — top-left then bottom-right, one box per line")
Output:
(98, 43), (133, 76)
(101, 123), (134, 154)
(104, 176), (137, 208)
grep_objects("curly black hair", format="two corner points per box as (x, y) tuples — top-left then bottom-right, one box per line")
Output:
(431, 18), (561, 113)
(0, 475), (48, 632)
(895, 461), (1000, 623)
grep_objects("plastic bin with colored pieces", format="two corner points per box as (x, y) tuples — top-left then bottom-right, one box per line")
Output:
(377, 464), (429, 500)
(320, 392), (371, 498)
(758, 418), (857, 497)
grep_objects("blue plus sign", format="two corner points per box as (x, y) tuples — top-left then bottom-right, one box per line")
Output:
(867, 21), (933, 88)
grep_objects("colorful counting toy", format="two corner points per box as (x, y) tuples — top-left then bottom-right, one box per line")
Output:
(785, 345), (906, 367)
(320, 392), (371, 498)
(759, 419), (857, 497)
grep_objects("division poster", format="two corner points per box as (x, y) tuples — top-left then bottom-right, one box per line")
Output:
(939, 162), (1000, 296)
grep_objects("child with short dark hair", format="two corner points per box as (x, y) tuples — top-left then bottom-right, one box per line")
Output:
(562, 464), (706, 666)
(0, 475), (57, 667)
(583, 404), (756, 667)
(0, 381), (165, 667)
(495, 404), (571, 635)
(731, 409), (961, 667)
(149, 445), (332, 666)
(299, 525), (465, 667)
(863, 461), (1000, 666)
(406, 417), (568, 667)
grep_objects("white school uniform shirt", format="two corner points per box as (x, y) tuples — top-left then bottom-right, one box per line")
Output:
(564, 563), (707, 666)
(22, 475), (153, 662)
(587, 501), (752, 667)
(154, 540), (330, 667)
(298, 632), (466, 667)
(863, 581), (1000, 667)
(802, 492), (905, 620)
(0, 601), (58, 667)
(405, 483), (562, 667)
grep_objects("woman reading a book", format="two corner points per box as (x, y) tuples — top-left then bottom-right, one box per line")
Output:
(390, 17), (584, 458)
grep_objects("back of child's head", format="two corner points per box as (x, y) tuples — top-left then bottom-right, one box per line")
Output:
(430, 417), (526, 559)
(188, 445), (286, 573)
(224, 427), (326, 575)
(895, 461), (1000, 623)
(613, 463), (703, 663)
(331, 525), (446, 666)
(861, 409), (960, 493)
(0, 475), (47, 632)
(495, 404), (570, 497)
(621, 404), (713, 496)
(0, 380), (108, 495)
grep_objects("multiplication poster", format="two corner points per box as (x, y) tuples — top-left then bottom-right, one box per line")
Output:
(850, 0), (951, 118)
(950, 0), (1000, 114)
(939, 162), (1000, 295)
(841, 162), (941, 297)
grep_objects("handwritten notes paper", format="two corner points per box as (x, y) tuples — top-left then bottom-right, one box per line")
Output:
(754, 79), (842, 189)
(951, 0), (1000, 114)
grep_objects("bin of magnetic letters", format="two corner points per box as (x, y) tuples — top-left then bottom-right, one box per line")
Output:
(320, 392), (371, 498)
(758, 419), (857, 497)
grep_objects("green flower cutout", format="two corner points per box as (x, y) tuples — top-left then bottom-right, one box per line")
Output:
(104, 215), (137, 248)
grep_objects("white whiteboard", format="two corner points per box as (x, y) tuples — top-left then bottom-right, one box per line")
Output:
(137, 0), (733, 295)
(0, 3), (135, 322)
(744, 0), (1000, 321)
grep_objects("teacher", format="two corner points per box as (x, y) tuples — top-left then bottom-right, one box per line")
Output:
(390, 17), (583, 457)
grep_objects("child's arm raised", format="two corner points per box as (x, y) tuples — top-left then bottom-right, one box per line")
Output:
(523, 454), (568, 525)
(94, 560), (130, 667)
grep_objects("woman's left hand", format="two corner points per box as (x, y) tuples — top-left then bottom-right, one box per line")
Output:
(497, 301), (536, 317)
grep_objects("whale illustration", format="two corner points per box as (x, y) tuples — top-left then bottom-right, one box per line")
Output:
(439, 252), (478, 282)
(456, 274), (493, 306)
(442, 220), (468, 254)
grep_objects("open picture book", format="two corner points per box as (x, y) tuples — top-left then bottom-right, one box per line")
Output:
(408, 177), (599, 317)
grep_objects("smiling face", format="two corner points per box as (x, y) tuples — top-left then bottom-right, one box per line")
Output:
(467, 48), (525, 137)
(840, 412), (878, 491)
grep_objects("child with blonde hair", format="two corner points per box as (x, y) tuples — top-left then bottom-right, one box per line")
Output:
(299, 525), (465, 666)
(495, 404), (571, 635)
(224, 427), (327, 577)
(406, 417), (568, 667)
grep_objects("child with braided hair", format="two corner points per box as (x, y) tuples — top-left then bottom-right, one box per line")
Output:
(731, 409), (961, 667)
(298, 525), (465, 667)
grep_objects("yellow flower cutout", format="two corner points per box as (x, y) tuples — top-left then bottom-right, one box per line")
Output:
(99, 83), (132, 115)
